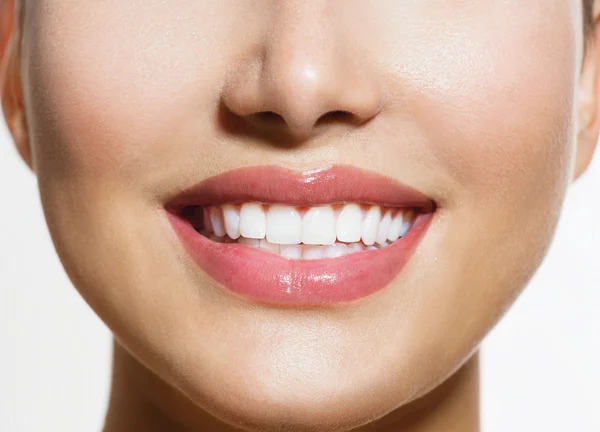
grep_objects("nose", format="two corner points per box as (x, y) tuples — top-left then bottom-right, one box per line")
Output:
(220, 4), (386, 142)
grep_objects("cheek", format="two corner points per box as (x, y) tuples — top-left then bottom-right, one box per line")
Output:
(363, 3), (580, 277)
(407, 6), (579, 212)
(365, 3), (580, 367)
(22, 3), (240, 188)
(431, 51), (577, 212)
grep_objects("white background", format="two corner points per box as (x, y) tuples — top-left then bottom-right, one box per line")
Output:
(1, 120), (598, 432)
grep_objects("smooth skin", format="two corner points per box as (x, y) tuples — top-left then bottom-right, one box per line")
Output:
(1, 1), (599, 431)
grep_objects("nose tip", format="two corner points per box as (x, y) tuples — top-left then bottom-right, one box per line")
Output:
(221, 40), (385, 141)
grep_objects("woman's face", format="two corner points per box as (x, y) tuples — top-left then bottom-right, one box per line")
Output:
(8, 0), (597, 430)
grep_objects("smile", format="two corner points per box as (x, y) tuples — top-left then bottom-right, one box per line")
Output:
(166, 165), (435, 306)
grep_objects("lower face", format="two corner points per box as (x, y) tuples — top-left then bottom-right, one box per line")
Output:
(22, 1), (581, 430)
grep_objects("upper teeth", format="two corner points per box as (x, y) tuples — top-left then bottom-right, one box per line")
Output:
(202, 203), (415, 247)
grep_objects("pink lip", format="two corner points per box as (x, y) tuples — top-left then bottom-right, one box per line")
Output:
(166, 165), (434, 306)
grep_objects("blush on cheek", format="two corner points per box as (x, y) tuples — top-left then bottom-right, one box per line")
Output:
(26, 55), (197, 182)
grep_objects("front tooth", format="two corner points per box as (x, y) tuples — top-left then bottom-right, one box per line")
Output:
(302, 245), (326, 260)
(361, 206), (381, 246)
(399, 210), (414, 237)
(336, 204), (362, 243)
(223, 204), (241, 240)
(266, 205), (302, 245)
(280, 245), (302, 259)
(324, 243), (350, 258)
(375, 210), (392, 245)
(240, 203), (266, 239)
(259, 239), (280, 254)
(302, 206), (336, 245)
(387, 211), (404, 242)
(209, 207), (226, 237)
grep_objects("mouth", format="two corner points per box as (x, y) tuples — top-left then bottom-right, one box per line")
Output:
(166, 165), (435, 306)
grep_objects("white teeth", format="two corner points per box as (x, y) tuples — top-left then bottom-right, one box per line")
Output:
(336, 203), (362, 243)
(239, 203), (266, 239)
(399, 210), (414, 237)
(387, 211), (404, 242)
(280, 244), (303, 259)
(302, 245), (326, 260)
(266, 205), (302, 245)
(259, 239), (280, 254)
(375, 210), (392, 245)
(236, 240), (371, 258)
(200, 202), (419, 257)
(223, 204), (241, 240)
(361, 206), (381, 246)
(302, 206), (336, 245)
(324, 243), (349, 258)
(347, 242), (364, 254)
(209, 207), (226, 237)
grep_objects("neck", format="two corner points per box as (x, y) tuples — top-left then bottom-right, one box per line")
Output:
(103, 341), (480, 432)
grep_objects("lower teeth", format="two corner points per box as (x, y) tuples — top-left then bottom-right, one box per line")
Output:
(201, 232), (393, 260)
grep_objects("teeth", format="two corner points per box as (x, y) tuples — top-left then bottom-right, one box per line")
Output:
(336, 203), (362, 243)
(399, 210), (414, 237)
(361, 206), (381, 246)
(209, 207), (226, 237)
(375, 210), (392, 246)
(239, 237), (261, 248)
(302, 245), (326, 260)
(259, 239), (280, 254)
(387, 211), (404, 242)
(240, 203), (266, 239)
(302, 206), (336, 245)
(223, 204), (241, 240)
(347, 242), (364, 254)
(266, 205), (302, 245)
(280, 244), (303, 259)
(236, 239), (371, 259)
(203, 207), (214, 233)
(196, 202), (420, 257)
(324, 243), (349, 258)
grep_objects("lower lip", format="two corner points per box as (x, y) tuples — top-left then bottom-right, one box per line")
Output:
(167, 212), (433, 306)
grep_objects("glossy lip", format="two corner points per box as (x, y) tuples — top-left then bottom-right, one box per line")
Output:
(165, 165), (435, 306)
(166, 165), (435, 211)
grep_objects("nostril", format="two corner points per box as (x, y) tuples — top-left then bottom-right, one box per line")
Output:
(316, 110), (356, 126)
(253, 111), (286, 125)
(233, 108), (362, 140)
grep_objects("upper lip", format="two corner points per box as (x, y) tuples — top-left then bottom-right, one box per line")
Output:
(165, 164), (435, 211)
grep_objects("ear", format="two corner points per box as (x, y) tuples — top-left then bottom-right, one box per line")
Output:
(0, 0), (32, 170)
(576, 4), (600, 181)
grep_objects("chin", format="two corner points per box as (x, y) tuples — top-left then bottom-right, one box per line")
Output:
(178, 362), (413, 432)
(144, 309), (464, 432)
